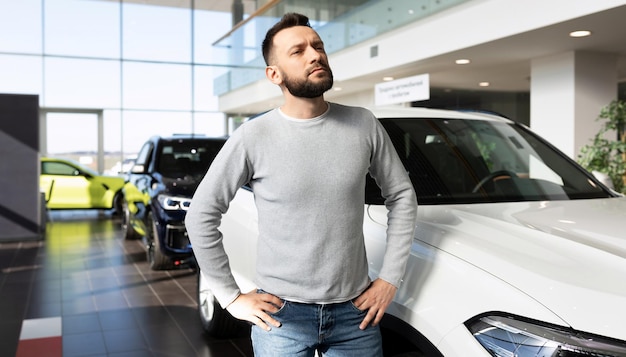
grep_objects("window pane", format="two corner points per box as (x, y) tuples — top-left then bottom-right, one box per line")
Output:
(122, 111), (193, 154)
(194, 8), (232, 65)
(194, 66), (219, 111)
(103, 109), (126, 175)
(193, 112), (226, 137)
(122, 1), (191, 62)
(0, 0), (42, 54)
(44, 57), (121, 108)
(123, 62), (191, 110)
(44, 0), (120, 58)
(46, 113), (98, 157)
(103, 109), (122, 153)
(0, 55), (42, 96)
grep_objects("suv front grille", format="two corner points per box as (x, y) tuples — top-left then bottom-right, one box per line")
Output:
(165, 224), (190, 251)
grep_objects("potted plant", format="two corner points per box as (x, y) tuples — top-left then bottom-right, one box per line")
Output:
(577, 99), (626, 194)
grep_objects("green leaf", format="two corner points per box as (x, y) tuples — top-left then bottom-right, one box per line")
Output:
(576, 99), (626, 194)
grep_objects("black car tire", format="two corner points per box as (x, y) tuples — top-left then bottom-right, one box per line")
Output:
(112, 191), (124, 216)
(148, 212), (174, 270)
(197, 269), (249, 338)
(121, 200), (138, 240)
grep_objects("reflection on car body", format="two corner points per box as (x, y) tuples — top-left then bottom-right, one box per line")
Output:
(196, 107), (626, 357)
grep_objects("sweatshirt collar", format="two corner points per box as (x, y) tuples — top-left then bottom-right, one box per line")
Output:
(278, 102), (331, 123)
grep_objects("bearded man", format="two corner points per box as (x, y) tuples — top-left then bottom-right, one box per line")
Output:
(186, 12), (418, 357)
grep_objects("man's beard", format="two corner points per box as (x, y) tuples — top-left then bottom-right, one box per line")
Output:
(282, 68), (334, 98)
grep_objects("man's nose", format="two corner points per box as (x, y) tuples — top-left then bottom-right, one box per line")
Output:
(306, 46), (322, 62)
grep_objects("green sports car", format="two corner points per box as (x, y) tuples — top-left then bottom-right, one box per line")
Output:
(40, 157), (125, 214)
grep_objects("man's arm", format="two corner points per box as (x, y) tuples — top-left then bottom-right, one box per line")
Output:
(352, 278), (397, 329)
(225, 291), (284, 331)
(357, 115), (418, 328)
(185, 128), (251, 307)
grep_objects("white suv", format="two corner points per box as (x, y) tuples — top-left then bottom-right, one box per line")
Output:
(196, 107), (626, 356)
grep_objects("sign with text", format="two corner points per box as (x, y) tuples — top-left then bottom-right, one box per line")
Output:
(374, 74), (430, 106)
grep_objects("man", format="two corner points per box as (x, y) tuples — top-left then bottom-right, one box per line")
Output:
(185, 12), (418, 356)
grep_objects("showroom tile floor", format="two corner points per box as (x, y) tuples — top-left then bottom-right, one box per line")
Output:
(0, 210), (253, 357)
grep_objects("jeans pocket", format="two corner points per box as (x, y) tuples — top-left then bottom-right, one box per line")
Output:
(269, 300), (288, 317)
(256, 289), (287, 316)
(349, 300), (367, 314)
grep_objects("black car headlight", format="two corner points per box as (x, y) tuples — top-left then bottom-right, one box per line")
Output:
(157, 194), (191, 211)
(466, 313), (626, 357)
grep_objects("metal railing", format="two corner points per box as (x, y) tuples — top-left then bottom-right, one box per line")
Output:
(212, 0), (469, 96)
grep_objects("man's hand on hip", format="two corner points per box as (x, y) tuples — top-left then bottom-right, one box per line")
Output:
(226, 290), (283, 331)
(352, 278), (398, 330)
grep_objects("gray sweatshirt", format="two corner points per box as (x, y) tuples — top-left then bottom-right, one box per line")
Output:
(185, 103), (417, 307)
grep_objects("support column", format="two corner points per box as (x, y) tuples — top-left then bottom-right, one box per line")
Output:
(530, 51), (617, 159)
(0, 94), (42, 241)
(231, 0), (243, 26)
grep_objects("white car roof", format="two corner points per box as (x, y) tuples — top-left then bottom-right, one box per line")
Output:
(367, 106), (514, 123)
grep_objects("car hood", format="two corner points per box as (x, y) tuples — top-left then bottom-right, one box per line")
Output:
(387, 197), (626, 340)
(159, 175), (202, 197)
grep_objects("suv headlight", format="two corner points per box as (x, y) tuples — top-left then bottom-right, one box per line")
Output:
(466, 313), (626, 357)
(157, 194), (191, 211)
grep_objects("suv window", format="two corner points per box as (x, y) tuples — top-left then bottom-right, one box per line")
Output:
(157, 139), (224, 178)
(366, 117), (611, 205)
(134, 142), (154, 168)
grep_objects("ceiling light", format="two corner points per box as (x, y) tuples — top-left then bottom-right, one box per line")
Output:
(383, 76), (394, 81)
(455, 59), (471, 65)
(334, 87), (342, 91)
(479, 82), (490, 87)
(569, 30), (591, 38)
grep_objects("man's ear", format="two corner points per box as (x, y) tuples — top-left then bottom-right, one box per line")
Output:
(266, 65), (282, 85)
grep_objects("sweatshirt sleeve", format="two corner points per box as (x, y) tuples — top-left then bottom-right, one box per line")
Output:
(368, 115), (418, 288)
(185, 126), (252, 307)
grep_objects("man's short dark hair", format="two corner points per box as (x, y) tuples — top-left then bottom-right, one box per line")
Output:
(262, 12), (311, 66)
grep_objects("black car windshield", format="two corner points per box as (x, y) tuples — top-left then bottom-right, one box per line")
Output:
(157, 139), (224, 178)
(367, 117), (613, 205)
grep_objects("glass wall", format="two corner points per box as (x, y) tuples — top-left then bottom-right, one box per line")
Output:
(0, 0), (232, 174)
(213, 0), (469, 95)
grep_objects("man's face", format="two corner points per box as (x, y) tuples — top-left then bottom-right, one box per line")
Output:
(270, 26), (333, 98)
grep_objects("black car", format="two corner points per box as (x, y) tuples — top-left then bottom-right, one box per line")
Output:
(122, 134), (226, 270)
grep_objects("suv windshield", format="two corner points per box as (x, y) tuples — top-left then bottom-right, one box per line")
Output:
(368, 117), (612, 205)
(157, 139), (224, 178)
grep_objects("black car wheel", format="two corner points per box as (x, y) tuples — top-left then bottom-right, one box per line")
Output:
(121, 200), (138, 240)
(112, 191), (124, 216)
(197, 269), (249, 338)
(147, 212), (173, 270)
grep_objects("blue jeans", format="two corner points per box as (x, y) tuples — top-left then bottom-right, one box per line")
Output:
(251, 299), (383, 357)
